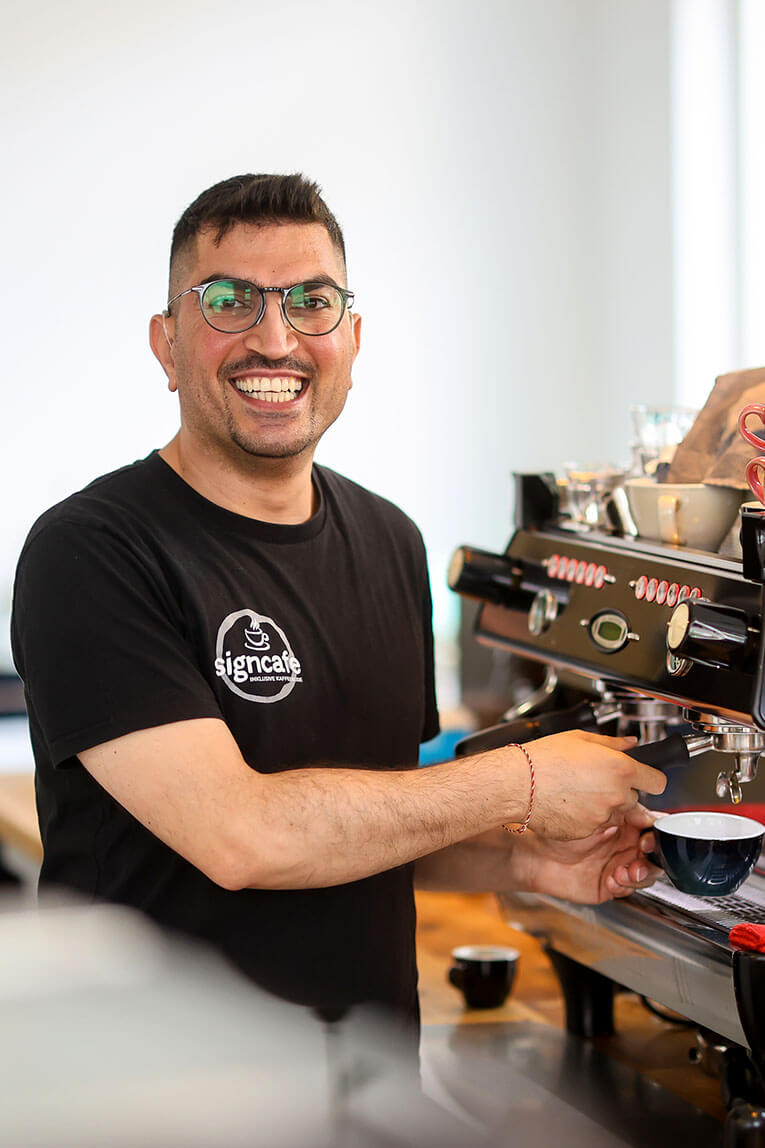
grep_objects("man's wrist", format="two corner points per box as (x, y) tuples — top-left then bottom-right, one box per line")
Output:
(502, 743), (535, 834)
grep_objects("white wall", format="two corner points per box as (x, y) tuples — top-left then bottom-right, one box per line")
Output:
(740, 0), (765, 368)
(0, 0), (675, 691)
(671, 0), (740, 406)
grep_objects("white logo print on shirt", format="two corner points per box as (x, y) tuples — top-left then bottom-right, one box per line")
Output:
(214, 609), (303, 703)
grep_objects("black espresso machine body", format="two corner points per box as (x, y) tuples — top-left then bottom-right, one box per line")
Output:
(452, 474), (765, 728)
(449, 474), (765, 1123)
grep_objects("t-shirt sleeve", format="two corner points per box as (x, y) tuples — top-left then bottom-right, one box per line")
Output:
(12, 519), (223, 766)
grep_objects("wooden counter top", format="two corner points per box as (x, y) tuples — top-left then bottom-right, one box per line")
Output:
(0, 773), (40, 863)
(415, 890), (727, 1124)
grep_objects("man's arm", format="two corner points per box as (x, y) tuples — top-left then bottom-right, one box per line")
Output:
(78, 719), (666, 891)
(414, 807), (661, 904)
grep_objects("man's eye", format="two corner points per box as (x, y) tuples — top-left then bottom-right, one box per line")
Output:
(204, 282), (254, 312)
(289, 287), (333, 311)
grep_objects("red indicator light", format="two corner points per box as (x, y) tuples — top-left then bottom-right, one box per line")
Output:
(656, 580), (669, 605)
(646, 578), (659, 603)
(666, 583), (679, 607)
(585, 563), (596, 586)
(634, 576), (648, 600)
(594, 565), (607, 589)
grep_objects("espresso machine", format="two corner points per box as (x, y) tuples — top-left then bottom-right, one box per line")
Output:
(449, 473), (765, 1133)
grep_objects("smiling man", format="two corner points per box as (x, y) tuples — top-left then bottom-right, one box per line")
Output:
(155, 211), (360, 507)
(11, 174), (664, 1049)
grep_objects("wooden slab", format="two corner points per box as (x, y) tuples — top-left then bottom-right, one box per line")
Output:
(0, 773), (41, 862)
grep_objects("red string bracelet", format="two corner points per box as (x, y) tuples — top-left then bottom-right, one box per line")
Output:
(502, 742), (535, 834)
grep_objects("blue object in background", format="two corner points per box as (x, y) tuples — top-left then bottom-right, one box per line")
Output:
(419, 729), (472, 765)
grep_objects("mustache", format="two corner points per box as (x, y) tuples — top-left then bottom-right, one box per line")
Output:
(221, 353), (314, 380)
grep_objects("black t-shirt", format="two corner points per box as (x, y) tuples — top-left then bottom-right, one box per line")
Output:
(11, 452), (439, 1024)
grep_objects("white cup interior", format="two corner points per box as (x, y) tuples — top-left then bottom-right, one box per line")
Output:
(451, 945), (519, 962)
(654, 811), (764, 841)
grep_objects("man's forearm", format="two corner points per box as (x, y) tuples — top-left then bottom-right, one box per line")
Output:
(414, 830), (523, 893)
(80, 720), (663, 892)
(80, 719), (533, 892)
(235, 755), (530, 890)
(415, 812), (661, 906)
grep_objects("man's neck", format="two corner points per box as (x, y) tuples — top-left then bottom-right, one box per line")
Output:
(159, 434), (317, 524)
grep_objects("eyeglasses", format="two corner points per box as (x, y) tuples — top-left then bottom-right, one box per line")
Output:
(166, 278), (354, 336)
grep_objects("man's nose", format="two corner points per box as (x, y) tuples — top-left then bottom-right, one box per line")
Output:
(241, 293), (299, 357)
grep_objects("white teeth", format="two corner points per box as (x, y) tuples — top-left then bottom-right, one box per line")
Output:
(233, 376), (304, 397)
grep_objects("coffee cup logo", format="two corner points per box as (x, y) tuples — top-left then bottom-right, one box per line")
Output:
(214, 609), (302, 703)
(244, 623), (270, 651)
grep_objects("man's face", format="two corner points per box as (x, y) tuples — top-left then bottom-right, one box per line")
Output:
(151, 221), (361, 465)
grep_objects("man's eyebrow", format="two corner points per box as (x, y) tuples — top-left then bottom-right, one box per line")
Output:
(298, 273), (346, 289)
(197, 272), (346, 289)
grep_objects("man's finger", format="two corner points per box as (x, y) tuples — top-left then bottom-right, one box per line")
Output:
(605, 860), (661, 898)
(632, 864), (661, 889)
(624, 804), (657, 830)
(629, 759), (667, 796)
(624, 859), (661, 887)
(573, 731), (666, 794)
(639, 830), (656, 854)
(577, 732), (639, 750)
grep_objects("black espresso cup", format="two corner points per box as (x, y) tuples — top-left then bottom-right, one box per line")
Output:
(448, 945), (519, 1009)
(652, 811), (764, 897)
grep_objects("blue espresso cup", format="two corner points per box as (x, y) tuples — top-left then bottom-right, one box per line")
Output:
(652, 811), (765, 897)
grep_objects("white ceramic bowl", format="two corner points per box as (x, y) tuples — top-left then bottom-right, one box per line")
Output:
(624, 478), (744, 551)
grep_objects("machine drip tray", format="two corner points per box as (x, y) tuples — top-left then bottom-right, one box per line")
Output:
(421, 1020), (722, 1146)
(640, 874), (765, 932)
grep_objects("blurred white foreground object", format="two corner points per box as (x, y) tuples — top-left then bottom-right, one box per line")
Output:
(0, 897), (484, 1148)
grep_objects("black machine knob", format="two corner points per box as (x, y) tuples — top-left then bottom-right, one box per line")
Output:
(448, 545), (563, 611)
(447, 545), (533, 609)
(666, 600), (759, 670)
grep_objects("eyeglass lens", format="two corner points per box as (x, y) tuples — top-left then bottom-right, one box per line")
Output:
(201, 279), (347, 335)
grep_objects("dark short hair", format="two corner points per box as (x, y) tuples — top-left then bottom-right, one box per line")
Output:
(169, 173), (346, 282)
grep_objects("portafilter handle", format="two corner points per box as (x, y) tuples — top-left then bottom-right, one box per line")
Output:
(625, 731), (713, 771)
(456, 717), (711, 774)
(454, 699), (616, 757)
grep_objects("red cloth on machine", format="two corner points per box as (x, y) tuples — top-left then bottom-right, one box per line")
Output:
(729, 924), (765, 952)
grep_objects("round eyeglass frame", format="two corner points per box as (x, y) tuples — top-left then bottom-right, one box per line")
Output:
(166, 278), (355, 336)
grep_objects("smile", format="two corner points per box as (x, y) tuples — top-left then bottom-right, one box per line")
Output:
(231, 376), (305, 404)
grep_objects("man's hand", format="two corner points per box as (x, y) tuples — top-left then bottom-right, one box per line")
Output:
(510, 805), (661, 904)
(521, 729), (666, 840)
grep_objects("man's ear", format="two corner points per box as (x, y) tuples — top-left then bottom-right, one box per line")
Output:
(149, 312), (177, 393)
(350, 311), (362, 365)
